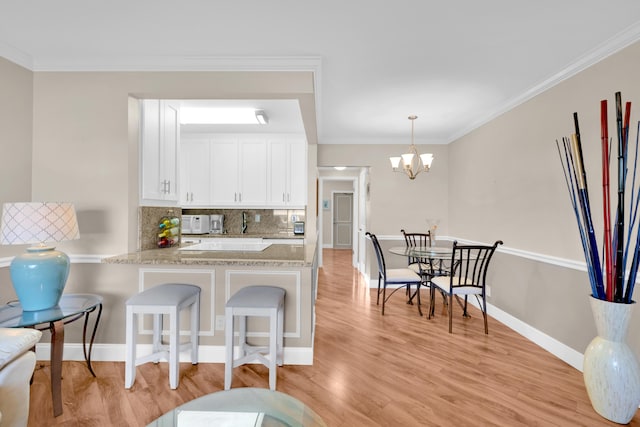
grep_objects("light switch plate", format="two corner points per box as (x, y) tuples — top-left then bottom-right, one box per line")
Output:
(215, 315), (225, 330)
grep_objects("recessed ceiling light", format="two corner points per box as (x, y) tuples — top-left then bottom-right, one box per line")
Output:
(180, 107), (267, 125)
(334, 166), (346, 171)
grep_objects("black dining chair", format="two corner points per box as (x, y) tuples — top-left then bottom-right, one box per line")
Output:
(400, 229), (432, 306)
(366, 232), (423, 315)
(400, 229), (431, 275)
(429, 240), (503, 333)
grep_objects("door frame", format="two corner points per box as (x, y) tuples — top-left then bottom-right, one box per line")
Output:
(318, 176), (360, 269)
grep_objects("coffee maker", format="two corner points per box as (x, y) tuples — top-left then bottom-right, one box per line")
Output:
(210, 214), (224, 234)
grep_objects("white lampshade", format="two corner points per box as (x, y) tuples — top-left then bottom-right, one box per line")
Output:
(401, 153), (414, 169)
(389, 156), (402, 169)
(0, 202), (80, 311)
(420, 153), (434, 168)
(0, 202), (80, 246)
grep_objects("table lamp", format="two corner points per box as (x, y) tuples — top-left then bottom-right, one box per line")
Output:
(0, 202), (80, 311)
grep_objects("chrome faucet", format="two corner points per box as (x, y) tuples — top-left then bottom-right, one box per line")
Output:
(241, 211), (248, 234)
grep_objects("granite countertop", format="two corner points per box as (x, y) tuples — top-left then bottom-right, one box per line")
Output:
(181, 232), (304, 239)
(102, 240), (316, 267)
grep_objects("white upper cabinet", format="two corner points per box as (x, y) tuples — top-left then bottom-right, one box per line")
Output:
(163, 130), (307, 209)
(210, 136), (267, 207)
(140, 99), (180, 204)
(180, 138), (211, 206)
(238, 138), (268, 205)
(210, 137), (239, 205)
(267, 138), (307, 207)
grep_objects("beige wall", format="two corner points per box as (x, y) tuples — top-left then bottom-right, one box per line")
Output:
(318, 143), (449, 235)
(29, 71), (315, 256)
(0, 58), (32, 258)
(447, 41), (640, 353)
(3, 39), (640, 357)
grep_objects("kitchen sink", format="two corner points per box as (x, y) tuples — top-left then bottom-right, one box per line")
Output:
(179, 240), (272, 252)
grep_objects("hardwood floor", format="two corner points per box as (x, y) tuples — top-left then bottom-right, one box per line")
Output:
(28, 249), (640, 426)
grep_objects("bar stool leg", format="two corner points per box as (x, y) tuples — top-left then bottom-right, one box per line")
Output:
(191, 293), (199, 364)
(277, 304), (284, 366)
(169, 306), (179, 389)
(152, 313), (162, 362)
(238, 315), (247, 358)
(269, 307), (277, 390)
(224, 306), (233, 390)
(125, 308), (136, 389)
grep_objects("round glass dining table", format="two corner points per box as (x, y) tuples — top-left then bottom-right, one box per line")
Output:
(148, 387), (327, 427)
(388, 245), (453, 259)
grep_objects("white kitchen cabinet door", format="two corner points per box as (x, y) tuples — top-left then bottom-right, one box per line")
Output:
(238, 138), (267, 205)
(180, 138), (211, 206)
(210, 137), (240, 205)
(140, 99), (180, 204)
(267, 139), (307, 207)
(288, 141), (307, 206)
(267, 141), (288, 205)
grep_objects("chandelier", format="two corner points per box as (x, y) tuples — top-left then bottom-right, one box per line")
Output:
(389, 115), (434, 180)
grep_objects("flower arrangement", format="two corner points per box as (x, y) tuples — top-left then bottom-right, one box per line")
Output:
(557, 91), (638, 303)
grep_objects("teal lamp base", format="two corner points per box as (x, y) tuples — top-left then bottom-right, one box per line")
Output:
(10, 246), (71, 311)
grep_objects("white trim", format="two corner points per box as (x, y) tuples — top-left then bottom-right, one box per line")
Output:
(318, 175), (360, 268)
(374, 234), (588, 273)
(1, 241), (599, 372)
(34, 343), (313, 365)
(470, 299), (584, 371)
(0, 41), (33, 70)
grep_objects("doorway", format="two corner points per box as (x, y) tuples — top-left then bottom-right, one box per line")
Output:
(332, 192), (353, 249)
(318, 171), (366, 270)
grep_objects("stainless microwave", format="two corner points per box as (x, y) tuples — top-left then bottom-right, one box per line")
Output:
(182, 215), (211, 234)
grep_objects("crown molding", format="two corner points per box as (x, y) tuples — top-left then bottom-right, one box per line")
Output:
(0, 41), (33, 70)
(30, 55), (321, 73)
(446, 21), (640, 144)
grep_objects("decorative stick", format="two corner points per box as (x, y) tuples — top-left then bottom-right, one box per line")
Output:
(614, 92), (625, 302)
(625, 121), (640, 303)
(601, 100), (613, 301)
(557, 139), (599, 297)
(571, 132), (605, 299)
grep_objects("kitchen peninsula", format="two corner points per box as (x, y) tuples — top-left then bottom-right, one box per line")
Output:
(103, 228), (319, 365)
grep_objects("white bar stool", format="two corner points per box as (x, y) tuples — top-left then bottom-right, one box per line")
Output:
(125, 283), (201, 389)
(225, 286), (285, 391)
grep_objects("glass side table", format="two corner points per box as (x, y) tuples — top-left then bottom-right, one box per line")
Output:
(148, 387), (327, 427)
(0, 293), (103, 417)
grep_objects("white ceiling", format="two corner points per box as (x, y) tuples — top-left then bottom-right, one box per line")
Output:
(2, 1), (640, 145)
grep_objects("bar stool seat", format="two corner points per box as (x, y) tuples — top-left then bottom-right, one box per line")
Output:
(125, 283), (200, 390)
(225, 286), (285, 391)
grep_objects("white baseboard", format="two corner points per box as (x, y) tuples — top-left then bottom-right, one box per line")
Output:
(367, 277), (584, 371)
(35, 344), (314, 365)
(482, 301), (584, 371)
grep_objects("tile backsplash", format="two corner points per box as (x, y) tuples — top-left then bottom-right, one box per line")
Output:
(139, 206), (306, 250)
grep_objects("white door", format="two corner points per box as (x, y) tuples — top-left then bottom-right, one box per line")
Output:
(333, 192), (353, 249)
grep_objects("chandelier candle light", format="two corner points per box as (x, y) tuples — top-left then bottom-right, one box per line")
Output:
(390, 115), (434, 180)
(0, 202), (80, 311)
